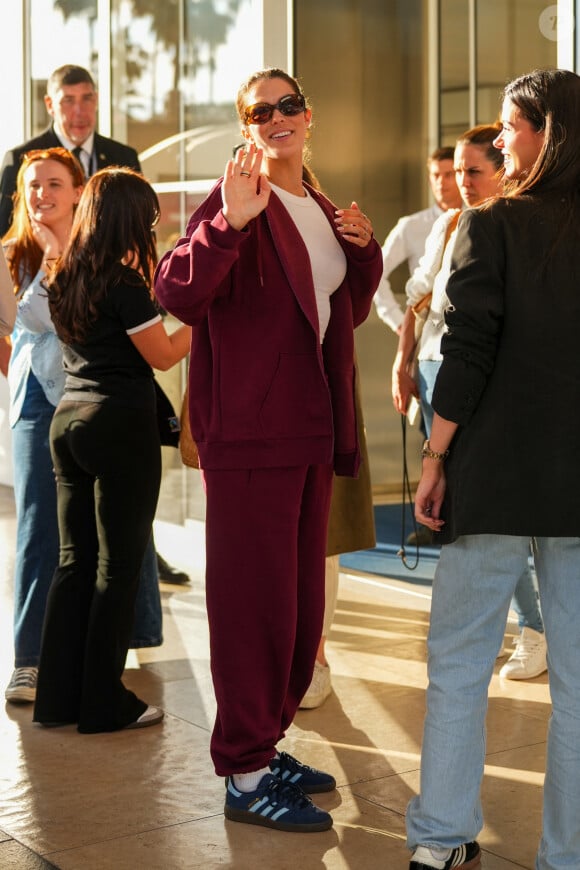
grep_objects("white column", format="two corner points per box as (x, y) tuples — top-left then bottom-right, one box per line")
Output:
(556, 0), (576, 71)
(256, 0), (293, 72)
(0, 0), (26, 156)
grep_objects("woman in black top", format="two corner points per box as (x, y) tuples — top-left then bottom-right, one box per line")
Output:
(33, 168), (190, 732)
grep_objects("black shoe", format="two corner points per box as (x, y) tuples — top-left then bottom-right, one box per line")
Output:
(269, 751), (336, 794)
(224, 773), (332, 832)
(156, 552), (190, 585)
(410, 841), (481, 869)
(124, 705), (165, 730)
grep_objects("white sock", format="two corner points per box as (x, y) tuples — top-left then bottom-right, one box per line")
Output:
(232, 766), (270, 792)
(430, 848), (451, 860)
(412, 846), (451, 868)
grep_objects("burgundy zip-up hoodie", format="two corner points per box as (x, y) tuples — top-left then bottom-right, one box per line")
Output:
(154, 180), (382, 477)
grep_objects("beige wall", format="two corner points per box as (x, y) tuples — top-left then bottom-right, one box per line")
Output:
(295, 0), (428, 492)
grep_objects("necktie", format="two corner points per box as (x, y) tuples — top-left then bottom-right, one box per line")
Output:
(72, 146), (86, 177)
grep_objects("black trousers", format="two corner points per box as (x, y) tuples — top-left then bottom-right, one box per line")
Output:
(33, 400), (161, 732)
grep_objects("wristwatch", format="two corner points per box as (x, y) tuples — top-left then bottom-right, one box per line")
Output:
(421, 439), (449, 461)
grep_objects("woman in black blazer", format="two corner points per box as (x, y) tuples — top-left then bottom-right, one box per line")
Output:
(406, 68), (580, 870)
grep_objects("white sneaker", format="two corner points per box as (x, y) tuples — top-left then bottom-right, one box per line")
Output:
(5, 667), (38, 703)
(299, 662), (332, 709)
(410, 841), (481, 868)
(499, 627), (547, 680)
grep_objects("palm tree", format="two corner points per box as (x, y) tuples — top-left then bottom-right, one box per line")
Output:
(131, 0), (180, 91)
(133, 0), (245, 101)
(54, 0), (96, 14)
(186, 0), (243, 103)
(53, 0), (247, 106)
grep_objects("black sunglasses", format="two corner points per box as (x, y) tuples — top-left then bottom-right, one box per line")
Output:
(244, 93), (306, 126)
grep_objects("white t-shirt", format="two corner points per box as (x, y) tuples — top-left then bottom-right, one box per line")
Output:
(271, 183), (346, 342)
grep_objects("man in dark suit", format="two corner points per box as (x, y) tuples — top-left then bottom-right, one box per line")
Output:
(0, 64), (141, 236)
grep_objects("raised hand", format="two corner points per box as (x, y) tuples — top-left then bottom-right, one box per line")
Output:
(221, 144), (271, 231)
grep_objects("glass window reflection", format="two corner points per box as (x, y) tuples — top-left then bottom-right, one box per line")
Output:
(476, 0), (557, 124)
(109, 0), (260, 248)
(30, 0), (97, 136)
(440, 0), (470, 143)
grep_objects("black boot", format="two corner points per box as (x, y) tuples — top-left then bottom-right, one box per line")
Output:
(156, 552), (190, 585)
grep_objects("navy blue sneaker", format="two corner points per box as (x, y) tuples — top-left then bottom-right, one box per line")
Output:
(270, 751), (336, 794)
(224, 773), (333, 832)
(410, 841), (481, 869)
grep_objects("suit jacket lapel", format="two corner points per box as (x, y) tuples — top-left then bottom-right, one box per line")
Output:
(38, 127), (63, 149)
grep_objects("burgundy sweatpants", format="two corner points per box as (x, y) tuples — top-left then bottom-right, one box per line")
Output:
(203, 463), (333, 776)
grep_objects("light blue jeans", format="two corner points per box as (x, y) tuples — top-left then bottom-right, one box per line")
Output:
(406, 534), (580, 870)
(417, 359), (439, 441)
(12, 374), (59, 667)
(417, 359), (543, 632)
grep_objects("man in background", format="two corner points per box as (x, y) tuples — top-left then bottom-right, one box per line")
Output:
(0, 64), (140, 236)
(373, 146), (462, 334)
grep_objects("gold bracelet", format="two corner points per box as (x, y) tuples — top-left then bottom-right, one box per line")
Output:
(421, 439), (449, 461)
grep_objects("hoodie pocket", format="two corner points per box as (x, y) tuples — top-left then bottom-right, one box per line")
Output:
(259, 353), (331, 439)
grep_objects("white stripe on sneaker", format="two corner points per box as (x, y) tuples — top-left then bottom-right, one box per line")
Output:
(451, 844), (466, 867)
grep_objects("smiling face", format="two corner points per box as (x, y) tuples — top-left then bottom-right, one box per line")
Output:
(24, 158), (82, 228)
(44, 81), (98, 146)
(241, 76), (311, 164)
(454, 142), (503, 207)
(493, 98), (545, 180)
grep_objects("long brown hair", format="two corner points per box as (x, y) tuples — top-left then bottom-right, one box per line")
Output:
(47, 167), (160, 344)
(502, 68), (580, 198)
(236, 67), (320, 190)
(3, 147), (84, 294)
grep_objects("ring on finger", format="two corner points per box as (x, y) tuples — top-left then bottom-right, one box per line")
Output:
(240, 170), (251, 177)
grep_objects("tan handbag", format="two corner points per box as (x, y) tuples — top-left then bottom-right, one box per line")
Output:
(411, 291), (433, 341)
(179, 386), (200, 469)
